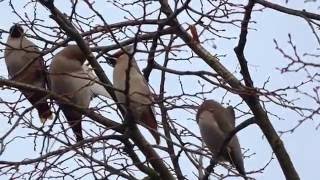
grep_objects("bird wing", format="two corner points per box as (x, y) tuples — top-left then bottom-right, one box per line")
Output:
(198, 110), (226, 155)
(226, 106), (236, 127)
(5, 38), (52, 122)
(212, 110), (234, 135)
(129, 64), (160, 144)
(227, 136), (246, 177)
(141, 107), (160, 144)
(82, 63), (111, 99)
(18, 39), (45, 86)
(24, 47), (47, 88)
(130, 65), (153, 99)
(221, 106), (246, 176)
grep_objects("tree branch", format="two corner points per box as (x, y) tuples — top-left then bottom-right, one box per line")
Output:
(157, 0), (300, 179)
(36, 1), (174, 178)
(255, 0), (320, 21)
(234, 0), (255, 87)
(0, 78), (161, 178)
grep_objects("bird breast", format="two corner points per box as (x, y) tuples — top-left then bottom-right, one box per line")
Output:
(5, 50), (28, 74)
(50, 56), (91, 107)
(198, 110), (226, 156)
(5, 38), (39, 76)
(113, 63), (153, 116)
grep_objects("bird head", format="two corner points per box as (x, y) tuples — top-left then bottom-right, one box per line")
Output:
(9, 24), (24, 38)
(62, 45), (87, 64)
(195, 100), (216, 124)
(108, 45), (135, 67)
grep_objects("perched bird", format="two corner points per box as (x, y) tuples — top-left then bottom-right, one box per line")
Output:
(196, 100), (246, 178)
(111, 45), (160, 144)
(49, 45), (111, 142)
(4, 24), (52, 123)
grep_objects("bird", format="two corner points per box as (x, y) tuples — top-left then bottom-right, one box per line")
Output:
(111, 45), (160, 144)
(4, 24), (52, 123)
(49, 45), (111, 142)
(196, 100), (246, 178)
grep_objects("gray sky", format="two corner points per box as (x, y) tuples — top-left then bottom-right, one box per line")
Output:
(0, 0), (319, 179)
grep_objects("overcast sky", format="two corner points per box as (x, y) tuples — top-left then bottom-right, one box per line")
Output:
(0, 0), (319, 179)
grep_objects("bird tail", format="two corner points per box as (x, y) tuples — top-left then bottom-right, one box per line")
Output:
(150, 130), (160, 145)
(23, 91), (52, 123)
(142, 107), (160, 144)
(227, 148), (247, 179)
(39, 108), (53, 123)
(60, 104), (84, 142)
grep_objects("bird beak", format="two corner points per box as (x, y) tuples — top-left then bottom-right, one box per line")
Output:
(107, 45), (135, 67)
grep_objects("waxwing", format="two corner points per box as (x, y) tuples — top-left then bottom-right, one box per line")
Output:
(4, 24), (52, 123)
(49, 45), (111, 142)
(196, 100), (246, 178)
(111, 45), (160, 144)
